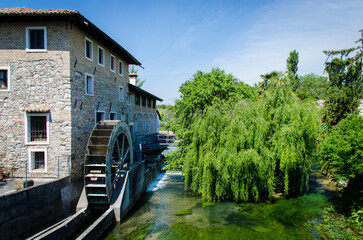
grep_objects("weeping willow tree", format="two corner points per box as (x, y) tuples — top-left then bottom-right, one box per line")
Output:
(179, 79), (320, 201)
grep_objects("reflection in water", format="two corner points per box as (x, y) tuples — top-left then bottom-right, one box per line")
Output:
(104, 172), (327, 240)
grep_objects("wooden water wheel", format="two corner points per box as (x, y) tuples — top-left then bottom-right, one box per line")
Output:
(84, 120), (133, 209)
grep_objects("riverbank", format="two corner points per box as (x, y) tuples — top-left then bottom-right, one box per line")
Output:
(308, 169), (362, 239)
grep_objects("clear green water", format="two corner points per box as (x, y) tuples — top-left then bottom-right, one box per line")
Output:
(103, 172), (329, 240)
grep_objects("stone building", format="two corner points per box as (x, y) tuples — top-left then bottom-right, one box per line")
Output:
(0, 7), (162, 178)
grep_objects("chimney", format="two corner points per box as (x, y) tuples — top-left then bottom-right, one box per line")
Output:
(129, 73), (137, 85)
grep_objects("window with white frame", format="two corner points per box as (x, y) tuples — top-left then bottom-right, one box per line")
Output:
(25, 112), (50, 144)
(118, 60), (123, 76)
(110, 112), (117, 120)
(85, 37), (93, 61)
(0, 67), (10, 91)
(110, 55), (115, 72)
(98, 46), (105, 67)
(119, 86), (124, 102)
(28, 149), (47, 172)
(85, 73), (94, 95)
(26, 27), (47, 52)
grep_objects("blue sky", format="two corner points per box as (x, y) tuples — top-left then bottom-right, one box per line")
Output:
(3, 0), (363, 104)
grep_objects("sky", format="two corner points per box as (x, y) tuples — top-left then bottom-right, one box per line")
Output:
(2, 0), (363, 104)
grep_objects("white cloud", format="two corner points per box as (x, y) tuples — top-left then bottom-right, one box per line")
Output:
(215, 0), (363, 85)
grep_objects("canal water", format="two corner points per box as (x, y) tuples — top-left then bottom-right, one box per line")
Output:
(103, 171), (329, 240)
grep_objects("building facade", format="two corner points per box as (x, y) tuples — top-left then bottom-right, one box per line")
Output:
(0, 8), (162, 178)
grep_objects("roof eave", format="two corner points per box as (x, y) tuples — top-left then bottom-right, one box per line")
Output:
(128, 84), (163, 101)
(0, 11), (141, 66)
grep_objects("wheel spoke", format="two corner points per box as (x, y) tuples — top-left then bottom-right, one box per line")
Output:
(121, 134), (125, 161)
(115, 138), (121, 161)
(122, 147), (130, 162)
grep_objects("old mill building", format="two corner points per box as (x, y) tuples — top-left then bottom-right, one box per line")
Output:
(0, 7), (163, 178)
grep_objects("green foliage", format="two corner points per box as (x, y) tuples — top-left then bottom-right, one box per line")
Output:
(286, 50), (299, 88)
(323, 47), (363, 126)
(172, 68), (256, 147)
(319, 114), (363, 216)
(157, 104), (175, 130)
(295, 73), (331, 100)
(319, 114), (363, 180)
(164, 149), (184, 171)
(318, 213), (360, 240)
(257, 71), (283, 94)
(177, 79), (320, 201)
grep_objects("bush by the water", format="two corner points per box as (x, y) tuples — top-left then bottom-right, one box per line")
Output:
(319, 114), (363, 220)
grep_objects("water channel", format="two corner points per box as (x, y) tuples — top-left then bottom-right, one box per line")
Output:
(103, 171), (330, 240)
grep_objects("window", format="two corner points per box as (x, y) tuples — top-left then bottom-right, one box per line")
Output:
(153, 100), (156, 108)
(110, 112), (117, 120)
(85, 74), (94, 95)
(142, 96), (146, 106)
(98, 46), (105, 67)
(121, 113), (126, 121)
(128, 93), (131, 105)
(28, 149), (47, 172)
(119, 87), (124, 102)
(110, 55), (115, 72)
(135, 94), (140, 105)
(95, 111), (105, 124)
(85, 37), (93, 61)
(25, 113), (50, 145)
(0, 67), (10, 91)
(118, 61), (123, 76)
(147, 98), (151, 108)
(26, 27), (47, 52)
(143, 121), (146, 130)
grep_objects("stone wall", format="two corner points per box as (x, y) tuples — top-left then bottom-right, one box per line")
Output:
(0, 20), (160, 178)
(0, 21), (72, 178)
(68, 25), (132, 176)
(0, 176), (83, 240)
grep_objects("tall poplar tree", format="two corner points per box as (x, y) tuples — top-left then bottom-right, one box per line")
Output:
(286, 50), (299, 88)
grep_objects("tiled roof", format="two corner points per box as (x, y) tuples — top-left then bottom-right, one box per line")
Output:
(0, 7), (78, 15)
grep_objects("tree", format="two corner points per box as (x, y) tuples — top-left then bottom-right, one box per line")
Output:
(322, 46), (363, 126)
(286, 50), (299, 88)
(172, 68), (256, 146)
(179, 80), (319, 201)
(257, 71), (283, 94)
(129, 66), (145, 87)
(295, 73), (331, 100)
(319, 114), (363, 216)
(157, 104), (174, 130)
(169, 70), (319, 201)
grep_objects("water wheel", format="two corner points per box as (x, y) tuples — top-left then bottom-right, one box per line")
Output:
(84, 120), (133, 209)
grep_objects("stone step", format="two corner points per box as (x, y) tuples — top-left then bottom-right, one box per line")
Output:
(85, 164), (106, 167)
(92, 129), (113, 136)
(86, 193), (108, 197)
(85, 173), (106, 178)
(88, 145), (108, 148)
(85, 183), (106, 188)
